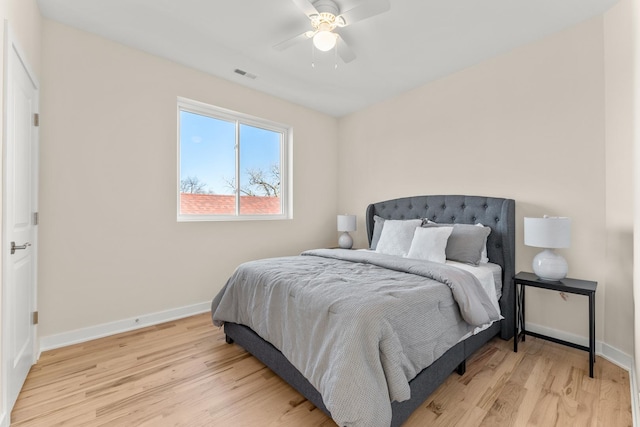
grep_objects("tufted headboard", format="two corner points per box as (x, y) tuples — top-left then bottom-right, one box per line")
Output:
(366, 195), (515, 340)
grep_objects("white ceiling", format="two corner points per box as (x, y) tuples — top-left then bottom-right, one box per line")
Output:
(36, 0), (619, 117)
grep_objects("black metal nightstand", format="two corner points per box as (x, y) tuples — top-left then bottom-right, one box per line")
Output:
(513, 271), (597, 378)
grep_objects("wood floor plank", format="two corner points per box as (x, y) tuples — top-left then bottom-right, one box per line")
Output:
(11, 314), (633, 426)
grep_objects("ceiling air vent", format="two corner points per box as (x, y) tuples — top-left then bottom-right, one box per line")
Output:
(234, 68), (257, 79)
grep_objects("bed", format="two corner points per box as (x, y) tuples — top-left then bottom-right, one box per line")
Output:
(211, 195), (515, 427)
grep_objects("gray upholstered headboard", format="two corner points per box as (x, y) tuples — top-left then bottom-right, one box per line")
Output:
(366, 195), (515, 340)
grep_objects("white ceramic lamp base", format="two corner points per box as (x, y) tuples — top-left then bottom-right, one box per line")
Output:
(338, 232), (353, 249)
(532, 248), (568, 281)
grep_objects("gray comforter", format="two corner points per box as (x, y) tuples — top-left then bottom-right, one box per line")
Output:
(211, 249), (500, 427)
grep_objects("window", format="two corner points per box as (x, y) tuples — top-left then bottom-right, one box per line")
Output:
(177, 98), (291, 221)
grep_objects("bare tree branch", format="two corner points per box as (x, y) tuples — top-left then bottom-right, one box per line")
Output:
(222, 163), (280, 197)
(223, 176), (256, 196)
(245, 167), (278, 196)
(180, 176), (209, 194)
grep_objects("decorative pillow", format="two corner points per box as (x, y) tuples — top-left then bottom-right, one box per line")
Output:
(375, 219), (423, 257)
(405, 226), (453, 263)
(370, 215), (385, 250)
(422, 223), (491, 265)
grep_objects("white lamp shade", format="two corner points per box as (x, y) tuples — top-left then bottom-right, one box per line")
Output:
(524, 217), (571, 249)
(337, 215), (357, 232)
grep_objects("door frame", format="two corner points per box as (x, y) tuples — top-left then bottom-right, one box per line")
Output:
(0, 21), (39, 425)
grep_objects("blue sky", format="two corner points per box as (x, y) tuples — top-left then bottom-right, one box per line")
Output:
(179, 111), (281, 195)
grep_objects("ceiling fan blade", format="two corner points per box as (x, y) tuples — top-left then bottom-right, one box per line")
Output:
(274, 31), (313, 51)
(291, 0), (319, 17)
(337, 0), (390, 26)
(337, 37), (356, 63)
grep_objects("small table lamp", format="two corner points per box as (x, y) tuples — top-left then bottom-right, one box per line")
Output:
(524, 216), (571, 281)
(337, 214), (357, 249)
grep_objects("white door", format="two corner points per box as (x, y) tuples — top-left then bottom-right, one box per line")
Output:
(2, 28), (39, 413)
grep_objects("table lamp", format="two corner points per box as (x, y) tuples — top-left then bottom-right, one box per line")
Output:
(337, 214), (357, 249)
(524, 216), (571, 281)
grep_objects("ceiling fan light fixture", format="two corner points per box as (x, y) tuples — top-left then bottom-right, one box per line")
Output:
(277, 0), (390, 63)
(313, 28), (337, 51)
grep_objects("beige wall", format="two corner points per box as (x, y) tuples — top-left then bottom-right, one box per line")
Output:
(603, 0), (636, 360)
(338, 17), (614, 347)
(38, 20), (339, 337)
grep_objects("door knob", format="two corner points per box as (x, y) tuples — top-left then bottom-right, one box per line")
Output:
(11, 241), (31, 255)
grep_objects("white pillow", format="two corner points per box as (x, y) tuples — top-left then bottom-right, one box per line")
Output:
(476, 223), (491, 263)
(405, 226), (454, 263)
(375, 219), (422, 257)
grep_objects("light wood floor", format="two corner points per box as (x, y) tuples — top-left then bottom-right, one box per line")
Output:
(12, 313), (632, 426)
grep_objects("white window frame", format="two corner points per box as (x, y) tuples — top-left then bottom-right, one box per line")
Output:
(177, 97), (292, 222)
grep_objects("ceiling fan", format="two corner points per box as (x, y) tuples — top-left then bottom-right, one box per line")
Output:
(274, 0), (391, 63)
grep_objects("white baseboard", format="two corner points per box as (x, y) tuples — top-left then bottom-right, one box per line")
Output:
(39, 301), (211, 352)
(601, 341), (635, 372)
(0, 410), (7, 427)
(525, 321), (632, 371)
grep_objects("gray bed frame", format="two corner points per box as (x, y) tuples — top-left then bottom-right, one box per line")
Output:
(221, 195), (515, 427)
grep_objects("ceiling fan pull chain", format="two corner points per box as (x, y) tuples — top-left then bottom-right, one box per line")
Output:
(334, 41), (338, 70)
(311, 41), (315, 68)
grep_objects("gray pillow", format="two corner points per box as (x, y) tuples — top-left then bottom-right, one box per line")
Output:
(422, 223), (491, 265)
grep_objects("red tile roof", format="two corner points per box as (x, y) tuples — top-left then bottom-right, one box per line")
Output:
(180, 193), (281, 215)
